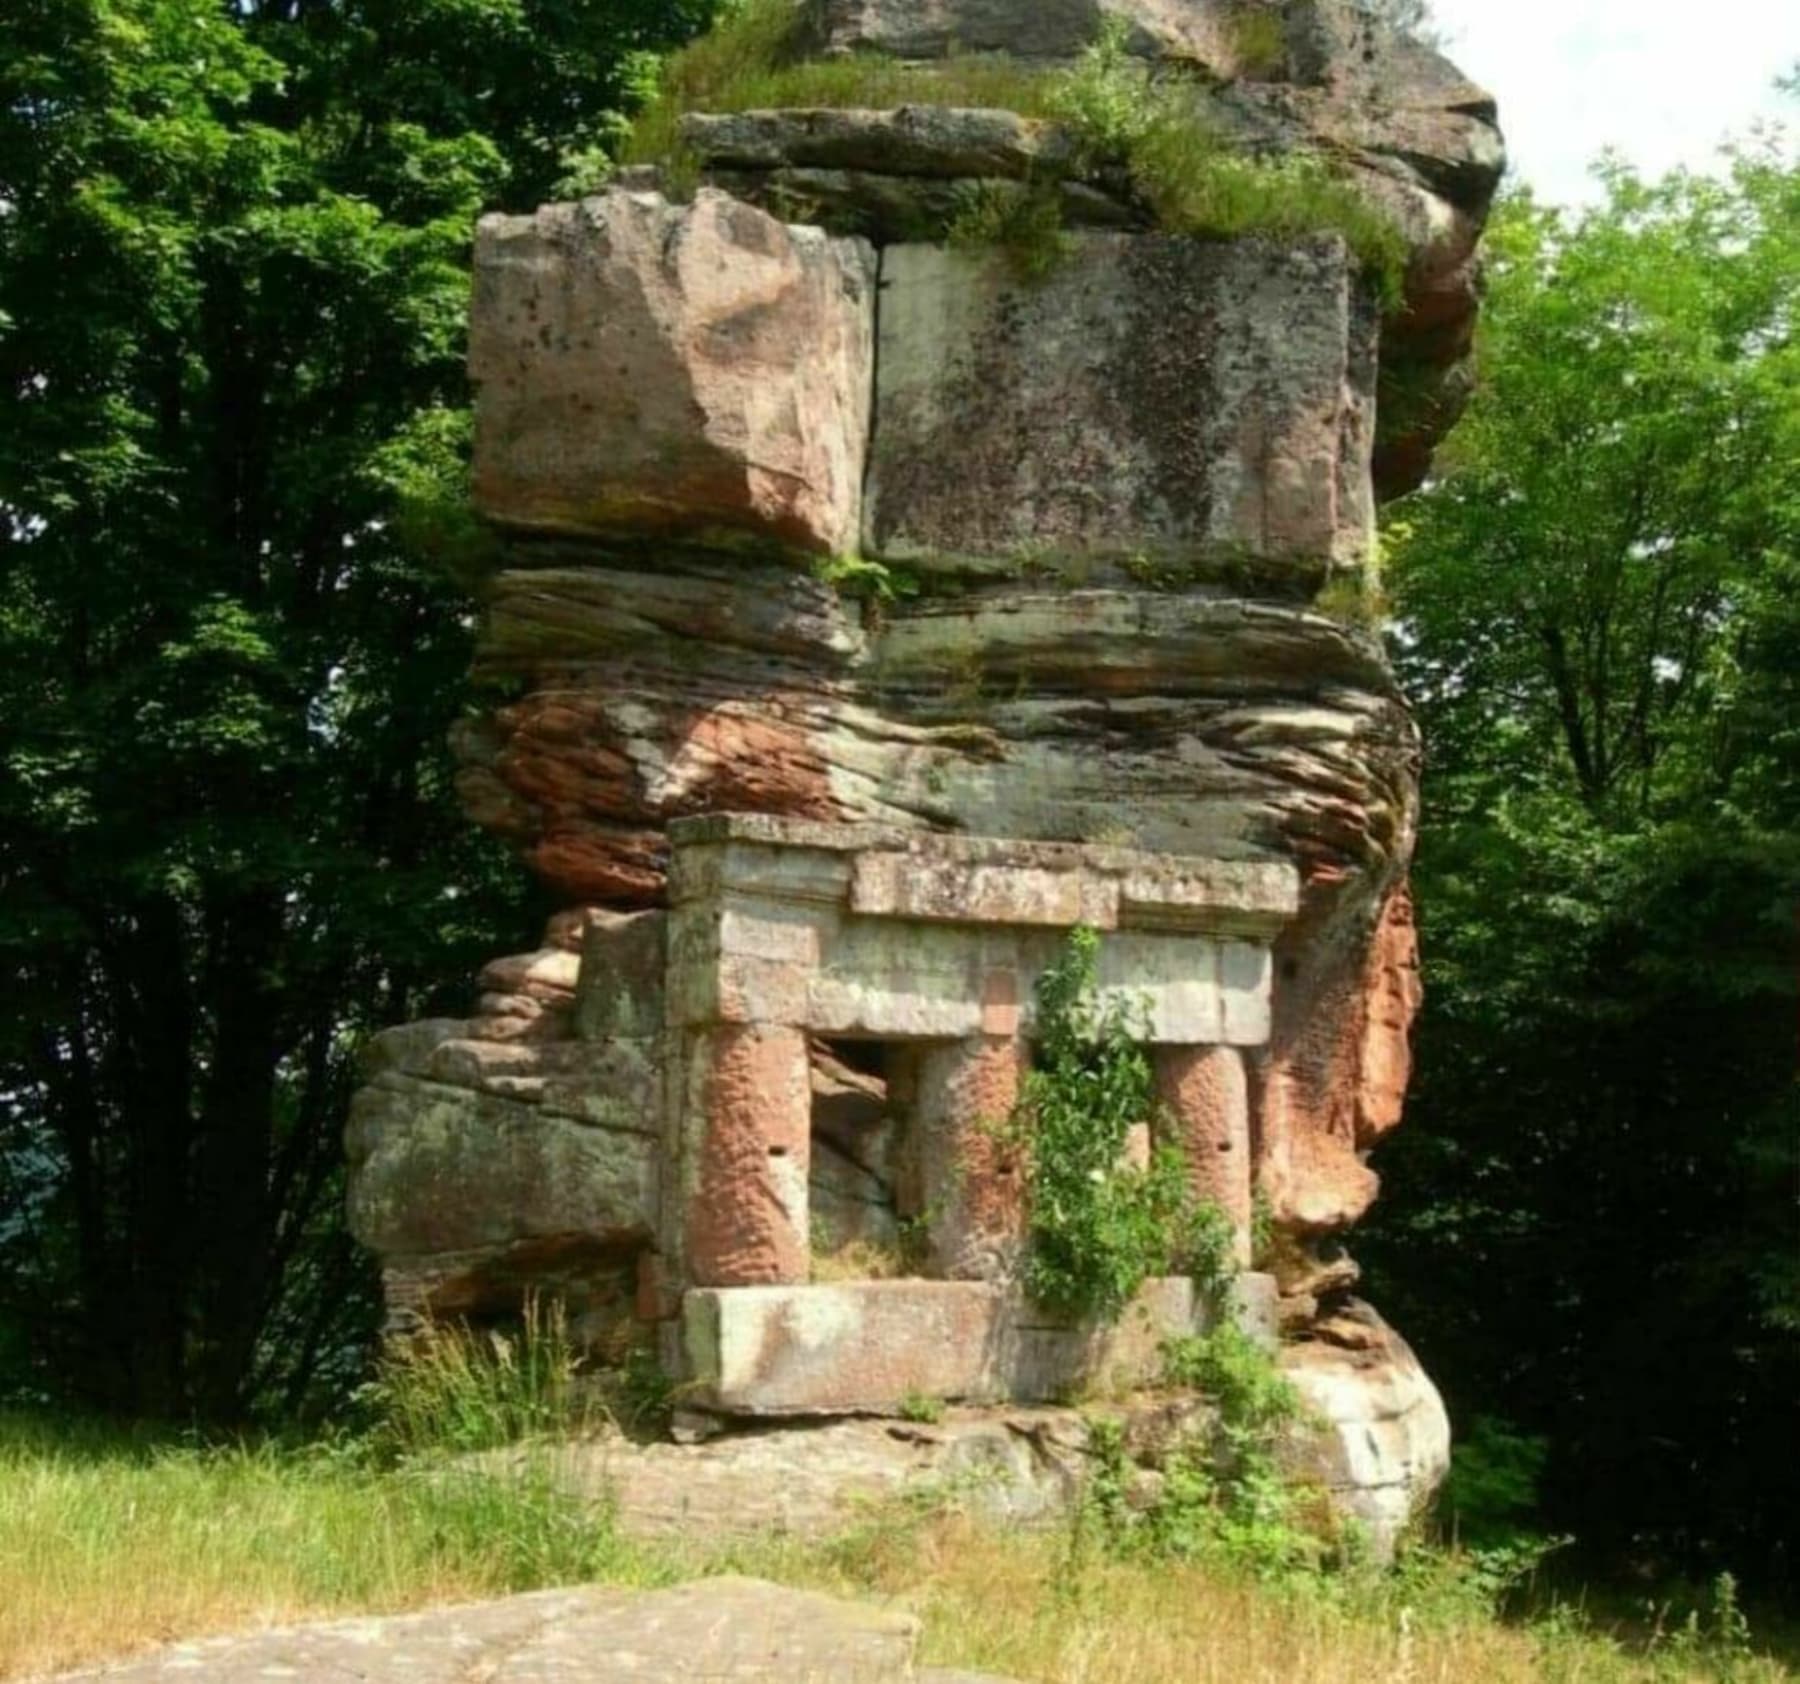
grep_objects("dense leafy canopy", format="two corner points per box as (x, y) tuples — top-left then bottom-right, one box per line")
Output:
(0, 0), (711, 1419)
(1363, 151), (1800, 1584)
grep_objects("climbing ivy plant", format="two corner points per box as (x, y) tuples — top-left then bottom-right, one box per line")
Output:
(1015, 927), (1233, 1320)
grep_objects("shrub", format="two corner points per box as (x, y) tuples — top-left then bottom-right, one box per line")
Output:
(1015, 927), (1232, 1320)
(1440, 1416), (1552, 1546)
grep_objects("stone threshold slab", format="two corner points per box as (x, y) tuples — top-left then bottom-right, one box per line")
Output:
(682, 1274), (1276, 1417)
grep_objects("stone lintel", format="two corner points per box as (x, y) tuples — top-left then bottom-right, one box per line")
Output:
(851, 852), (1121, 929)
(668, 909), (1271, 1045)
(667, 813), (1298, 936)
(683, 1276), (1277, 1416)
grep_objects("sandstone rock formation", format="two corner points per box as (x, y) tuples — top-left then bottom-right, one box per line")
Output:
(347, 0), (1502, 1543)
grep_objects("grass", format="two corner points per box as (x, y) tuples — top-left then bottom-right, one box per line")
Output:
(1226, 5), (1289, 80)
(620, 0), (1055, 173)
(810, 1234), (912, 1282)
(2, 1411), (1790, 1684)
(619, 0), (1407, 302)
(4, 1309), (1783, 1684)
(0, 1414), (656, 1680)
(357, 1296), (606, 1459)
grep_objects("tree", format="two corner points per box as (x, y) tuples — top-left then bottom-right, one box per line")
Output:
(1361, 148), (1800, 1583)
(0, 0), (711, 1421)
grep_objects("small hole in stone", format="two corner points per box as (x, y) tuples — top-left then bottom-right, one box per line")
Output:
(768, 1145), (789, 1158)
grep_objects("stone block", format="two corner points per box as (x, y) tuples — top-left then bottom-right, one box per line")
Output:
(1092, 933), (1231, 1044)
(685, 1281), (1010, 1415)
(344, 1074), (656, 1258)
(681, 1277), (1213, 1415)
(804, 920), (990, 1040)
(471, 190), (875, 555)
(680, 106), (1071, 178)
(574, 909), (667, 1040)
(800, 0), (1246, 68)
(1229, 1270), (1281, 1350)
(865, 235), (1376, 581)
(850, 852), (1118, 929)
(1009, 1276), (1199, 1399)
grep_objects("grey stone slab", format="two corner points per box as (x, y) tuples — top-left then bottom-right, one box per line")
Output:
(865, 235), (1376, 582)
(41, 1579), (928, 1684)
(683, 1278), (1211, 1416)
(345, 1073), (656, 1257)
(679, 106), (1073, 179)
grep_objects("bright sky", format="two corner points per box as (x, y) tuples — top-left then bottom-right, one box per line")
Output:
(1428, 0), (1799, 204)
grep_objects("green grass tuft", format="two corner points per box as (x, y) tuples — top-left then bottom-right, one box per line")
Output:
(357, 1295), (605, 1460)
(621, 4), (1405, 302)
(1225, 5), (1289, 80)
(947, 179), (1070, 278)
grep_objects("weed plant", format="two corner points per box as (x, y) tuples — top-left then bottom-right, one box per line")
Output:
(357, 1295), (603, 1460)
(1012, 926), (1233, 1320)
(621, 2), (1407, 301)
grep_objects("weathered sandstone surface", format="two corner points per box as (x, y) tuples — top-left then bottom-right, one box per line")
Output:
(347, 0), (1503, 1547)
(40, 1578), (1006, 1684)
(472, 192), (875, 554)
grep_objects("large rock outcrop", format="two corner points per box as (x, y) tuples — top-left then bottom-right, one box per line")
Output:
(347, 0), (1502, 1544)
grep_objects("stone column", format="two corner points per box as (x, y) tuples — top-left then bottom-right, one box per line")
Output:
(917, 1034), (1028, 1281)
(682, 1024), (811, 1287)
(1155, 1044), (1253, 1266)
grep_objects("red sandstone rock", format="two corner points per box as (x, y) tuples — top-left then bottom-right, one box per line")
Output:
(1155, 1044), (1253, 1264)
(918, 1036), (1029, 1282)
(471, 191), (876, 556)
(683, 1025), (813, 1288)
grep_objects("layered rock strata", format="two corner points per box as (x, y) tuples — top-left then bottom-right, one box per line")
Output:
(347, 0), (1500, 1541)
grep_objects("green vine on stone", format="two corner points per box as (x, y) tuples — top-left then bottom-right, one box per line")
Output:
(1016, 926), (1233, 1321)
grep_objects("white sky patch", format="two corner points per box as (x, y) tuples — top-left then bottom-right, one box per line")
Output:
(1429, 0), (1798, 204)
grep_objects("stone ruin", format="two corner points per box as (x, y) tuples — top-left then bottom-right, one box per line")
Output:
(346, 0), (1502, 1546)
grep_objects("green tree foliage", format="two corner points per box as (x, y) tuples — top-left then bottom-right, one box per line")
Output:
(0, 0), (712, 1421)
(1360, 147), (1800, 1582)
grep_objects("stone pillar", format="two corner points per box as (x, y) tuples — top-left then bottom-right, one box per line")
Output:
(682, 1024), (811, 1287)
(917, 1035), (1028, 1281)
(1155, 1045), (1253, 1266)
